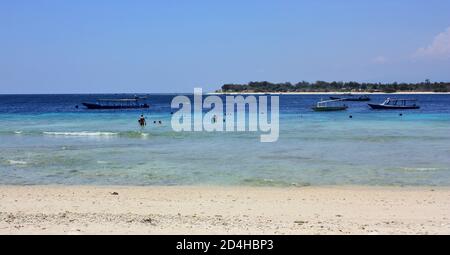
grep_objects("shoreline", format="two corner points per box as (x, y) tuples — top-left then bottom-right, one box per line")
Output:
(208, 91), (450, 95)
(1, 185), (449, 234)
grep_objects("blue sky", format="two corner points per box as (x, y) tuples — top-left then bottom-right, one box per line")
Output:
(1, 0), (450, 93)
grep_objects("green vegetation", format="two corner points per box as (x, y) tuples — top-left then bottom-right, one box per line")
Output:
(219, 80), (450, 93)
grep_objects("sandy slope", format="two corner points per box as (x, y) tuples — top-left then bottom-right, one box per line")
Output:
(1, 185), (449, 234)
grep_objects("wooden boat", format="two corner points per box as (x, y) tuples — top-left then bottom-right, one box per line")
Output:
(368, 98), (420, 110)
(312, 99), (348, 111)
(82, 97), (150, 109)
(329, 94), (370, 101)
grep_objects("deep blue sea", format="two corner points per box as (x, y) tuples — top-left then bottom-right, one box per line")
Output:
(1, 94), (449, 186)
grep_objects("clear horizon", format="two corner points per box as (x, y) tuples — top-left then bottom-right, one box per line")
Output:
(1, 0), (450, 94)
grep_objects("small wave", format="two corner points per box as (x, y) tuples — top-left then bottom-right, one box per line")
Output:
(241, 178), (310, 187)
(7, 160), (28, 165)
(117, 131), (151, 138)
(43, 131), (118, 137)
(401, 167), (440, 172)
(4, 130), (156, 139)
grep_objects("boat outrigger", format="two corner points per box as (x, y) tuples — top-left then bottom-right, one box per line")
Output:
(312, 99), (348, 111)
(330, 94), (370, 101)
(82, 97), (150, 109)
(368, 98), (420, 110)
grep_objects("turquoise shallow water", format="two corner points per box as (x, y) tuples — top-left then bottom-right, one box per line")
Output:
(1, 94), (450, 186)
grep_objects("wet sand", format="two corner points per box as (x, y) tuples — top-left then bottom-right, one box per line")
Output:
(1, 185), (449, 234)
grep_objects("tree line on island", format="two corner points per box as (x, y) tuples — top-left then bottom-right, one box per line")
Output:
(219, 80), (450, 93)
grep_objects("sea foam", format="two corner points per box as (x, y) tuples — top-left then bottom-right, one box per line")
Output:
(7, 160), (28, 165)
(43, 131), (118, 137)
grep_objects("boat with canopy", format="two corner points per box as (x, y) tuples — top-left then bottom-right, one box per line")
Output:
(312, 99), (348, 111)
(368, 98), (420, 110)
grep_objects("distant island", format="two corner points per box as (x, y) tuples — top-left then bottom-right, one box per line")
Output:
(217, 80), (450, 93)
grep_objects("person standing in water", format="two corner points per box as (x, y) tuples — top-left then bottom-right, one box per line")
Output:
(138, 115), (146, 127)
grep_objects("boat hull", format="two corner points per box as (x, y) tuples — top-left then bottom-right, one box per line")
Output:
(312, 106), (348, 112)
(368, 104), (420, 110)
(82, 103), (150, 109)
(330, 96), (370, 101)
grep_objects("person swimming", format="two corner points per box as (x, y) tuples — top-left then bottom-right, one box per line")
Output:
(138, 115), (146, 127)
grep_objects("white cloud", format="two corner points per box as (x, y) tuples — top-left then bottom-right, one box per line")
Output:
(372, 56), (388, 64)
(415, 27), (450, 59)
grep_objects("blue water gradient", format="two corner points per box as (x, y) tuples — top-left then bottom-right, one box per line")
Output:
(1, 94), (449, 186)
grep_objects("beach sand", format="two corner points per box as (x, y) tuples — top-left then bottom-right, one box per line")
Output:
(1, 185), (449, 235)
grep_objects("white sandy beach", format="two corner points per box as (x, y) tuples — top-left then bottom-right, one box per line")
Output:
(1, 185), (449, 235)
